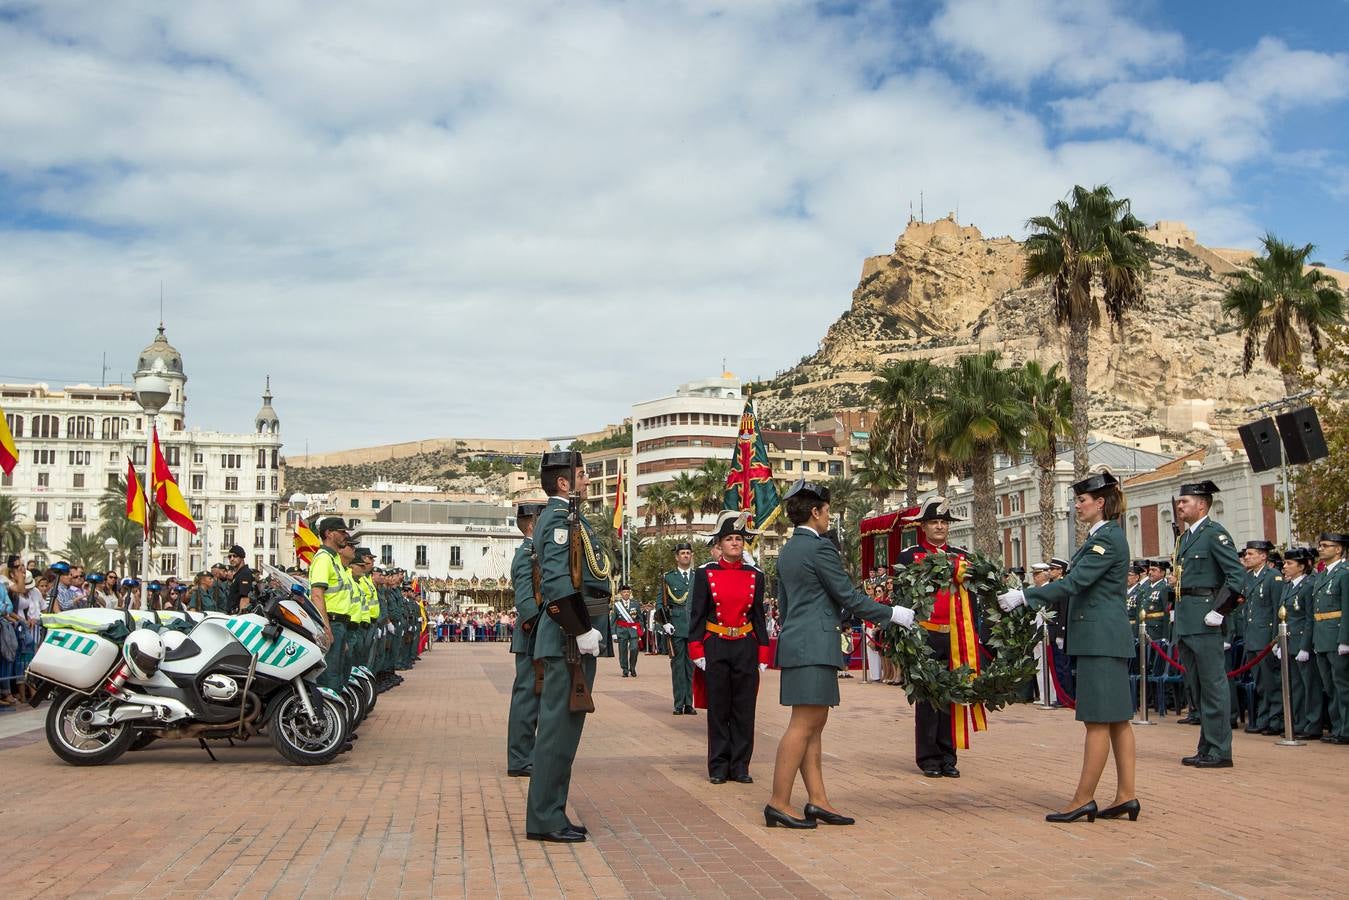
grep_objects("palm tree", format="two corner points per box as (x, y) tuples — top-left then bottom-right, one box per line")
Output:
(1221, 235), (1345, 396)
(641, 483), (676, 534)
(0, 495), (24, 555)
(693, 458), (730, 517)
(852, 445), (898, 509)
(870, 359), (942, 506)
(1023, 185), (1150, 500)
(670, 471), (701, 540)
(99, 475), (173, 573)
(1019, 360), (1075, 561)
(927, 351), (1031, 556)
(59, 532), (108, 570)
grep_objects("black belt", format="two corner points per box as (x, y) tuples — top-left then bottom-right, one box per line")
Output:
(1181, 588), (1218, 598)
(359, 622), (372, 630)
(329, 613), (350, 623)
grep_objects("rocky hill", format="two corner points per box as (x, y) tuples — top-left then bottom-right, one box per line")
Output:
(752, 216), (1316, 450)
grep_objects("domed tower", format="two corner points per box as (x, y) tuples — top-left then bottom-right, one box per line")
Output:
(256, 376), (280, 436)
(136, 324), (188, 426)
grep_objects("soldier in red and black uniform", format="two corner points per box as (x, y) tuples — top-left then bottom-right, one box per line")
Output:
(690, 511), (772, 785)
(895, 497), (967, 778)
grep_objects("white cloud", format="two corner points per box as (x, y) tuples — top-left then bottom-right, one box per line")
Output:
(930, 0), (1184, 88)
(0, 3), (1335, 450)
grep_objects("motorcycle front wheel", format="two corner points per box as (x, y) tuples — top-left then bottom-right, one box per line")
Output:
(45, 689), (136, 766)
(269, 691), (347, 765)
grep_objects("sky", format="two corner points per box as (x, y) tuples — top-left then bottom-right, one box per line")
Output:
(2, 0), (1346, 453)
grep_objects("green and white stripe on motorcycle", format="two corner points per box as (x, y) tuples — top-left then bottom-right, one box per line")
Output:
(44, 630), (100, 656)
(224, 618), (306, 669)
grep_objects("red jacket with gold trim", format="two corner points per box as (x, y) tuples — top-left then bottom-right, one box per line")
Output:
(688, 558), (772, 666)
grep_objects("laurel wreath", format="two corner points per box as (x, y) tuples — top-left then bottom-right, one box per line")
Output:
(878, 551), (1045, 713)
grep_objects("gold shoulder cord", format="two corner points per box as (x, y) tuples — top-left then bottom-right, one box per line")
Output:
(665, 580), (689, 606)
(579, 528), (612, 579)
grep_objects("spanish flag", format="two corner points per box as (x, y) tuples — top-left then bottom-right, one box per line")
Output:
(612, 465), (624, 537)
(294, 516), (320, 567)
(0, 405), (18, 476)
(151, 427), (197, 534)
(126, 458), (149, 534)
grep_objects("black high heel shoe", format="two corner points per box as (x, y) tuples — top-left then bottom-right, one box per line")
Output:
(763, 805), (817, 829)
(1096, 799), (1141, 821)
(1045, 800), (1097, 823)
(803, 803), (855, 826)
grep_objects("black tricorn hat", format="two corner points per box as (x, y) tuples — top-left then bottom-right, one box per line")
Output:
(1244, 540), (1275, 552)
(618, 583), (631, 591)
(541, 450), (582, 470)
(1071, 469), (1120, 495)
(784, 478), (829, 504)
(1129, 562), (1147, 574)
(1285, 546), (1316, 563)
(915, 496), (961, 522)
(1147, 558), (1172, 571)
(1319, 532), (1349, 547)
(674, 541), (692, 553)
(1179, 480), (1221, 497)
(516, 502), (547, 518)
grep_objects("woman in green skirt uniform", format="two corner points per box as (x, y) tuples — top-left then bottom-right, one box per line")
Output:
(999, 469), (1139, 823)
(764, 480), (918, 829)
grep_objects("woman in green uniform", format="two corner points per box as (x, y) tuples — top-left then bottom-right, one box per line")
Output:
(1000, 469), (1139, 823)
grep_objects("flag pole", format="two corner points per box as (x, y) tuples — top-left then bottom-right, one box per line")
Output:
(140, 419), (156, 609)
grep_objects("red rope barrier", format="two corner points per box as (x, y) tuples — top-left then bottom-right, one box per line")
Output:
(1043, 641), (1075, 710)
(1145, 639), (1274, 678)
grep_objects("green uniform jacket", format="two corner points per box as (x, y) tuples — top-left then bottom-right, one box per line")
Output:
(775, 526), (894, 669)
(1125, 581), (1145, 620)
(532, 496), (614, 660)
(1283, 575), (1315, 653)
(1138, 579), (1173, 640)
(610, 597), (641, 637)
(1310, 561), (1349, 653)
(510, 537), (541, 655)
(1241, 567), (1283, 650)
(1173, 518), (1246, 637)
(1024, 520), (1133, 658)
(659, 569), (694, 638)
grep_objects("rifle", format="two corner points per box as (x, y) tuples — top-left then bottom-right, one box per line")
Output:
(529, 546), (546, 695)
(556, 456), (595, 713)
(654, 582), (675, 658)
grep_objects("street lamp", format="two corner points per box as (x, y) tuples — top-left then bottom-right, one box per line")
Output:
(104, 536), (119, 572)
(18, 515), (35, 554)
(134, 363), (172, 608)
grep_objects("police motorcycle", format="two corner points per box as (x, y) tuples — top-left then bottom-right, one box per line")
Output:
(270, 566), (377, 733)
(27, 575), (349, 767)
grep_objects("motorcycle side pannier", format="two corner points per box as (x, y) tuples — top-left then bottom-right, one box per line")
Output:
(28, 630), (121, 693)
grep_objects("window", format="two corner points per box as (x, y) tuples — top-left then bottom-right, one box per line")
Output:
(380, 545), (393, 565)
(271, 450), (279, 471)
(66, 416), (94, 439)
(256, 475), (267, 491)
(159, 553), (178, 573)
(4, 414), (21, 437)
(1, 473), (10, 487)
(37, 472), (49, 487)
(32, 449), (55, 465)
(33, 414), (59, 438)
(269, 528), (277, 549)
(70, 525), (83, 539)
(371, 499), (381, 509)
(415, 545), (428, 567)
(350, 498), (359, 509)
(70, 502), (84, 521)
(220, 453), (241, 469)
(68, 450), (91, 465)
(255, 502), (266, 522)
(223, 504), (238, 524)
(225, 476), (238, 492)
(99, 417), (124, 440)
(108, 451), (117, 463)
(606, 459), (618, 476)
(190, 502), (203, 520)
(34, 501), (48, 522)
(449, 546), (462, 569)
(222, 528), (235, 547)
(133, 446), (146, 465)
(191, 474), (204, 491)
(270, 476), (277, 491)
(165, 446), (180, 466)
(258, 449), (267, 468)
(782, 459), (793, 471)
(192, 452), (204, 465)
(254, 527), (265, 548)
(1010, 493), (1022, 513)
(107, 472), (120, 490)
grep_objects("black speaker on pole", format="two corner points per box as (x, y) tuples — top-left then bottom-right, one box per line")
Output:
(1238, 417), (1282, 473)
(1275, 406), (1328, 464)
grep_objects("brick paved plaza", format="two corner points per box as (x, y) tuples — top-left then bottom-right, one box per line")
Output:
(2, 643), (1345, 899)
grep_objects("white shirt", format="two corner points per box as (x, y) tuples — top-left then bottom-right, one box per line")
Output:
(1187, 516), (1209, 535)
(1291, 575), (1306, 587)
(1088, 520), (1107, 537)
(1327, 559), (1343, 574)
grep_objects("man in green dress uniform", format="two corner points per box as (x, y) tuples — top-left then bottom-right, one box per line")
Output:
(611, 584), (641, 677)
(526, 451), (614, 843)
(1174, 481), (1247, 768)
(1126, 562), (1146, 620)
(1240, 540), (1283, 734)
(1140, 561), (1173, 643)
(507, 502), (547, 777)
(1310, 533), (1349, 744)
(659, 543), (696, 715)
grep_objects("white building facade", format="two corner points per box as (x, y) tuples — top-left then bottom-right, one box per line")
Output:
(353, 501), (520, 581)
(1, 326), (283, 575)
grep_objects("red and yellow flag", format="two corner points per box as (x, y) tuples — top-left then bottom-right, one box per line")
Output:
(151, 427), (197, 534)
(612, 465), (624, 536)
(294, 516), (320, 566)
(0, 406), (17, 476)
(126, 458), (149, 535)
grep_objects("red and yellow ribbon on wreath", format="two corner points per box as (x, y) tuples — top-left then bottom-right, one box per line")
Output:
(949, 557), (988, 749)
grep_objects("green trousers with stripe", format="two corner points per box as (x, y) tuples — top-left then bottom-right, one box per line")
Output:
(319, 620), (348, 691)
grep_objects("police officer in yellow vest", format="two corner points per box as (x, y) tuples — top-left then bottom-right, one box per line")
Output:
(349, 547), (378, 673)
(308, 517), (356, 692)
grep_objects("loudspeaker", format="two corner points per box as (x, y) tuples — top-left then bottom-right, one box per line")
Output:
(1276, 406), (1328, 465)
(1238, 418), (1282, 473)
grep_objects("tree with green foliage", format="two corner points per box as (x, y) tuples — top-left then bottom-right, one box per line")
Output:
(1221, 235), (1345, 397)
(1018, 360), (1075, 561)
(0, 496), (25, 555)
(1023, 185), (1150, 508)
(670, 471), (701, 540)
(1291, 324), (1349, 539)
(870, 359), (942, 506)
(641, 483), (676, 534)
(693, 458), (730, 517)
(60, 532), (109, 570)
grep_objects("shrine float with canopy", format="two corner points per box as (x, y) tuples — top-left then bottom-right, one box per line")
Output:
(859, 505), (921, 574)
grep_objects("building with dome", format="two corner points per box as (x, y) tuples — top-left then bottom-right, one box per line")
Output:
(1, 325), (284, 576)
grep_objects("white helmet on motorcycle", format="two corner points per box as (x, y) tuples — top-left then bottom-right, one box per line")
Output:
(160, 630), (189, 655)
(123, 629), (164, 680)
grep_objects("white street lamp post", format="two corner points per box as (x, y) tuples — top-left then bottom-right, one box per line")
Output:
(104, 536), (119, 573)
(134, 367), (172, 610)
(18, 516), (35, 555)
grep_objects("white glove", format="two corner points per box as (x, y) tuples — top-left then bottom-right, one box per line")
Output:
(1223, 642), (1231, 651)
(1272, 645), (1281, 660)
(1296, 650), (1310, 663)
(890, 605), (916, 629)
(1203, 610), (1224, 627)
(662, 623), (674, 635)
(1169, 610), (1175, 622)
(758, 663), (768, 672)
(1339, 643), (1349, 657)
(575, 628), (603, 656)
(1055, 637), (1064, 650)
(693, 657), (706, 671)
(996, 589), (1025, 612)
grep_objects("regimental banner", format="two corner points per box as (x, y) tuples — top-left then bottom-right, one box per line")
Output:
(723, 395), (781, 533)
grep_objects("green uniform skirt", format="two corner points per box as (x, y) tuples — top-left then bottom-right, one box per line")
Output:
(780, 665), (840, 708)
(1073, 656), (1133, 723)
